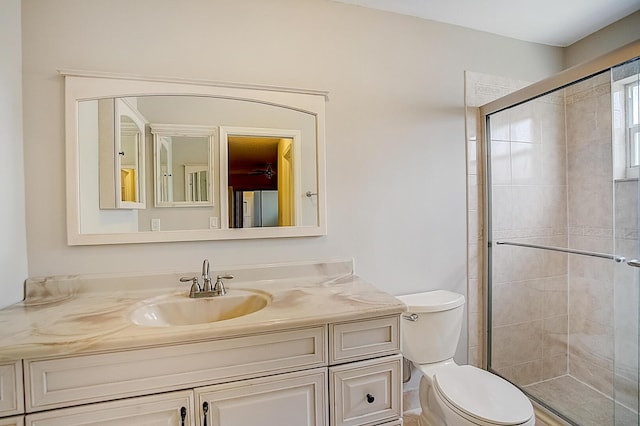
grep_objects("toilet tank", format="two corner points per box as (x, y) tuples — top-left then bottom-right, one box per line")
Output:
(396, 290), (465, 364)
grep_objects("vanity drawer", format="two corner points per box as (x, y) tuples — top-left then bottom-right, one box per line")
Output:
(0, 416), (24, 426)
(0, 361), (24, 416)
(329, 315), (400, 364)
(329, 354), (402, 426)
(25, 326), (326, 412)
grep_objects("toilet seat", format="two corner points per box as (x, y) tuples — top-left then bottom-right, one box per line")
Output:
(433, 365), (534, 425)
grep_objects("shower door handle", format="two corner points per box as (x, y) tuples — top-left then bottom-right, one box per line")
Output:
(627, 259), (640, 268)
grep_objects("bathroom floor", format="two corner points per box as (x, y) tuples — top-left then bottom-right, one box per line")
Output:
(524, 375), (637, 426)
(402, 410), (420, 426)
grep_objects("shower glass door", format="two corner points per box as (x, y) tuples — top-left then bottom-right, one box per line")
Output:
(612, 57), (640, 425)
(485, 53), (640, 425)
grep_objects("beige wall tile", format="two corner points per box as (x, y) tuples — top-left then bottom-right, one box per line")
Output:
(492, 320), (543, 369)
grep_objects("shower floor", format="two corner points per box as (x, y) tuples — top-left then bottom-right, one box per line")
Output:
(524, 375), (637, 426)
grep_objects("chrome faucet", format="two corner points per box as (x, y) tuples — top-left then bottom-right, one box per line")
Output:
(180, 259), (233, 298)
(201, 259), (213, 292)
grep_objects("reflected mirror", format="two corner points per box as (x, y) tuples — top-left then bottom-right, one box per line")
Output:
(96, 98), (146, 210)
(151, 124), (216, 207)
(64, 71), (327, 244)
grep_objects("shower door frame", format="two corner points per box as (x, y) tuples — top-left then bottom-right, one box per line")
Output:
(479, 39), (640, 421)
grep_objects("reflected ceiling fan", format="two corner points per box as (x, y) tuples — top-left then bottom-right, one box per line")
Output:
(248, 163), (277, 179)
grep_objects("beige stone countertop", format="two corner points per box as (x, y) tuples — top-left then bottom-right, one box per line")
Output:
(0, 260), (405, 362)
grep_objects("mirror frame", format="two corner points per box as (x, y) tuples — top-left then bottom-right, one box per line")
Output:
(63, 70), (328, 245)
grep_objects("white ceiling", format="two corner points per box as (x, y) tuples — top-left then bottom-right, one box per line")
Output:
(332, 0), (640, 47)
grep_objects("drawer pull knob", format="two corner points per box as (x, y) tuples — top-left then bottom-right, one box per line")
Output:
(366, 393), (375, 404)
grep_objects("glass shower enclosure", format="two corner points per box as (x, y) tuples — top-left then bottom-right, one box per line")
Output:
(482, 43), (640, 425)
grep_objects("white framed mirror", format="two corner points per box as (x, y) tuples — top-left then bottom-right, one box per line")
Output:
(64, 70), (327, 245)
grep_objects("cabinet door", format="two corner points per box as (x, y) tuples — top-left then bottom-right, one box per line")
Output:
(0, 361), (23, 417)
(196, 368), (327, 426)
(25, 390), (194, 426)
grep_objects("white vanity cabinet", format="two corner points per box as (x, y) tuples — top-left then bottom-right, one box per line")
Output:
(17, 314), (402, 426)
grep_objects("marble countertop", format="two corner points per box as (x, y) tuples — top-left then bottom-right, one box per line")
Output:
(0, 260), (405, 362)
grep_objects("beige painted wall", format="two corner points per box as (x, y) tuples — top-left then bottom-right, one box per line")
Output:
(0, 0), (28, 307)
(20, 0), (562, 279)
(16, 0), (567, 361)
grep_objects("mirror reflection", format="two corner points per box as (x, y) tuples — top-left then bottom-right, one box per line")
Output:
(226, 134), (296, 228)
(68, 77), (326, 244)
(118, 115), (142, 203)
(95, 98), (146, 210)
(151, 124), (216, 207)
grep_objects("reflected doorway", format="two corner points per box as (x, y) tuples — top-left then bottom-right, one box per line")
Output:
(227, 134), (295, 228)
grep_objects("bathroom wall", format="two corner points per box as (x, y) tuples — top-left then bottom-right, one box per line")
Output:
(564, 11), (640, 69)
(18, 0), (564, 323)
(0, 0), (28, 308)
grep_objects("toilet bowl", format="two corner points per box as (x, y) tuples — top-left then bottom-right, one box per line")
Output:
(396, 291), (534, 426)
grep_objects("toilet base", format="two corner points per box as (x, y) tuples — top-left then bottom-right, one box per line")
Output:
(417, 375), (446, 426)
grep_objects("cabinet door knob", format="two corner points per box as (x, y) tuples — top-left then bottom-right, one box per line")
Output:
(203, 401), (209, 426)
(180, 406), (187, 426)
(366, 393), (375, 404)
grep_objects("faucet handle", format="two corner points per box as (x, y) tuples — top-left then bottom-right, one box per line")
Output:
(180, 276), (201, 297)
(212, 275), (233, 296)
(217, 274), (234, 281)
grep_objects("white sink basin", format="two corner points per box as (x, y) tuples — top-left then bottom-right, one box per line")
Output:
(130, 289), (271, 327)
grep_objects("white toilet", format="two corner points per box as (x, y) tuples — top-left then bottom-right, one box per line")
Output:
(396, 290), (535, 426)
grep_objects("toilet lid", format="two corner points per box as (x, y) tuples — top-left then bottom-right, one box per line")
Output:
(434, 366), (533, 425)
